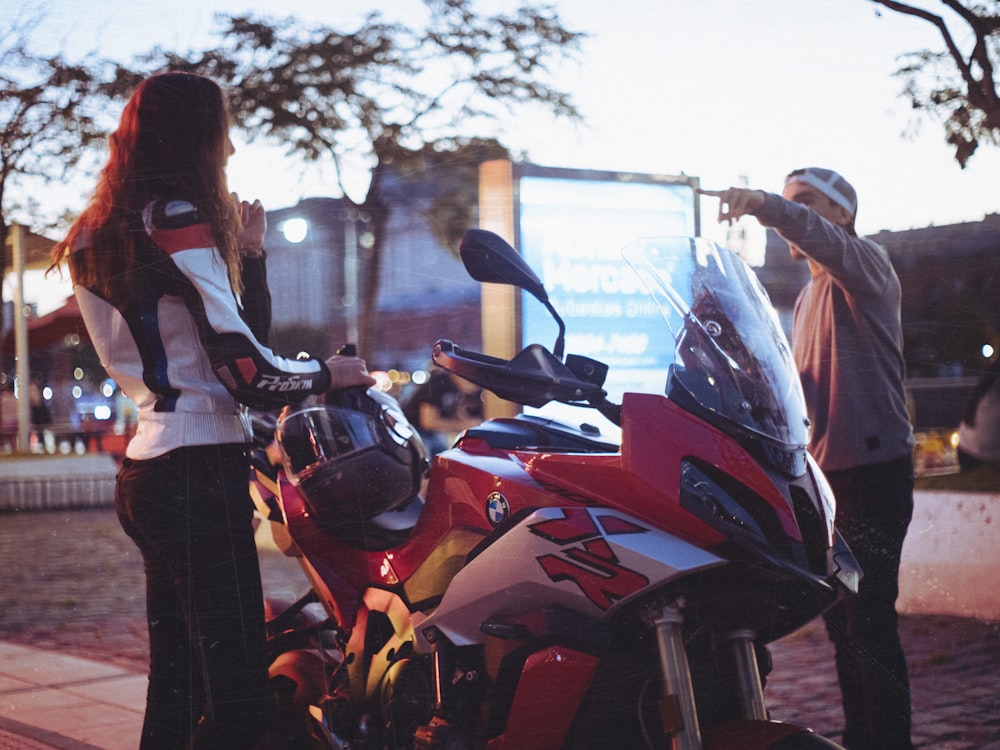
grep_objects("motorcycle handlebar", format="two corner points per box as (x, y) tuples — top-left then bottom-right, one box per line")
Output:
(432, 339), (612, 415)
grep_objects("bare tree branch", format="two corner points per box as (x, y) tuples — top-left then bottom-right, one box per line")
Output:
(871, 0), (1000, 166)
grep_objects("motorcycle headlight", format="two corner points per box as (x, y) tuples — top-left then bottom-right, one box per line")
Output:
(680, 460), (768, 544)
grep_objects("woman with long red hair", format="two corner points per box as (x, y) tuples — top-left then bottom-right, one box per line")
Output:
(52, 72), (372, 749)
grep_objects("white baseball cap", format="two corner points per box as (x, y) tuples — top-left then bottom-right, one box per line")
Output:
(784, 167), (858, 216)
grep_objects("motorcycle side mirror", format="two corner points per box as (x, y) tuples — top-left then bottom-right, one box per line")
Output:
(460, 229), (566, 360)
(460, 229), (548, 302)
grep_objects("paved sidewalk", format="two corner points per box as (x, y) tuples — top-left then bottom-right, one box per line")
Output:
(765, 616), (1000, 750)
(0, 642), (144, 750)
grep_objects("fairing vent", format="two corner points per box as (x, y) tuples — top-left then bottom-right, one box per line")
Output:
(789, 484), (832, 576)
(679, 459), (790, 558)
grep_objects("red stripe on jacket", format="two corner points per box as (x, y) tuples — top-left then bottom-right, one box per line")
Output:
(150, 223), (215, 254)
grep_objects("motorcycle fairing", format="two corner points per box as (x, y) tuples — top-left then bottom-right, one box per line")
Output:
(345, 587), (419, 700)
(621, 393), (807, 545)
(483, 645), (599, 750)
(412, 506), (725, 649)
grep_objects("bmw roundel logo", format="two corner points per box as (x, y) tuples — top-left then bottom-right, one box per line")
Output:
(485, 492), (510, 526)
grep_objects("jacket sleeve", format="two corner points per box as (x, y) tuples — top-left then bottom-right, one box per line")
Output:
(238, 251), (273, 347)
(146, 200), (331, 410)
(754, 192), (894, 297)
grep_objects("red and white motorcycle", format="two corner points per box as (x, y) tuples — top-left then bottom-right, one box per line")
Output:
(250, 230), (858, 749)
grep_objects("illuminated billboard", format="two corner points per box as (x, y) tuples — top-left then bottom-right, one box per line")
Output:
(478, 161), (700, 434)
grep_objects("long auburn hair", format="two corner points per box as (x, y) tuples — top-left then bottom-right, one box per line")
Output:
(51, 72), (242, 302)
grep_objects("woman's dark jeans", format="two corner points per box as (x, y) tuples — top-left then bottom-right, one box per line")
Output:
(823, 454), (915, 750)
(116, 443), (267, 750)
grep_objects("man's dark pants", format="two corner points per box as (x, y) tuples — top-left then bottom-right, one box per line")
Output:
(823, 454), (914, 750)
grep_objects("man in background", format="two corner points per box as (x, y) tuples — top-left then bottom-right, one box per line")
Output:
(701, 168), (915, 750)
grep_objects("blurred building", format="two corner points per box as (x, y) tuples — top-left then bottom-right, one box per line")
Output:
(261, 192), (480, 373)
(873, 214), (1000, 379)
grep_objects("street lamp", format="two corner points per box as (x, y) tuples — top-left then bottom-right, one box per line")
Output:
(279, 218), (308, 244)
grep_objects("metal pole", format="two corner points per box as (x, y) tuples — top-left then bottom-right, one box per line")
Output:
(11, 224), (32, 453)
(343, 212), (359, 346)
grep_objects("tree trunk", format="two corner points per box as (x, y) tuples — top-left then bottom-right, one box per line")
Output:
(356, 158), (391, 365)
(357, 211), (386, 363)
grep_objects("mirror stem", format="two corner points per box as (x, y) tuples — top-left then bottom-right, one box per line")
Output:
(545, 300), (566, 360)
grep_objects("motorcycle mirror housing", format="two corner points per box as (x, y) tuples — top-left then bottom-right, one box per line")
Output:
(460, 229), (566, 360)
(460, 230), (548, 300)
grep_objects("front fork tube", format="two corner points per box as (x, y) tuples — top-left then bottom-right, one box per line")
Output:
(652, 601), (702, 750)
(727, 629), (768, 720)
(652, 604), (770, 750)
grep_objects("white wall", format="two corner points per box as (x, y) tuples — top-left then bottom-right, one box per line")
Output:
(898, 491), (1000, 620)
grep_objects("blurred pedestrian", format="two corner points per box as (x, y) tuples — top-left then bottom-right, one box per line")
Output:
(49, 72), (373, 749)
(957, 358), (1000, 471)
(28, 378), (52, 453)
(403, 368), (483, 456)
(702, 168), (915, 750)
(0, 377), (16, 451)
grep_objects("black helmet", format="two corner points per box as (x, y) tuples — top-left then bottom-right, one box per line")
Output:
(276, 387), (428, 540)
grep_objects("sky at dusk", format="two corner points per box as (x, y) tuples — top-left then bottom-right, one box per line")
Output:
(8, 0), (1000, 248)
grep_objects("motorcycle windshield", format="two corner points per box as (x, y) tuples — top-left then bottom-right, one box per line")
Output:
(622, 237), (809, 448)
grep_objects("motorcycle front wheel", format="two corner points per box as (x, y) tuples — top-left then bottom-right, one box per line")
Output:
(704, 720), (846, 750)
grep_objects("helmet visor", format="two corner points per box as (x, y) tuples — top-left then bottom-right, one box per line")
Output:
(276, 405), (381, 482)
